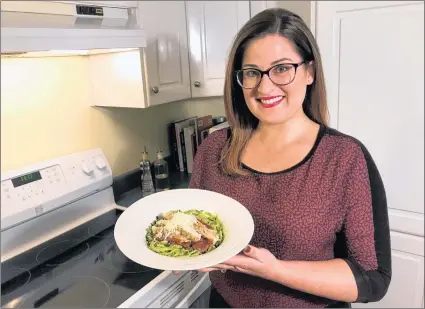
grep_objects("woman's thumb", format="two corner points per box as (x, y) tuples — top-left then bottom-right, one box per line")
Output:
(243, 245), (271, 263)
(243, 245), (261, 260)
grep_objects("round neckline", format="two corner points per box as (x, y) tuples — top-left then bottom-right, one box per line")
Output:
(240, 124), (326, 175)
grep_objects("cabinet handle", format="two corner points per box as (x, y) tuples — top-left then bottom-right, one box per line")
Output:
(194, 81), (201, 88)
(151, 86), (159, 94)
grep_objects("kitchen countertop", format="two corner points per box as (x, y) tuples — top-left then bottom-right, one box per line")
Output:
(115, 171), (191, 207)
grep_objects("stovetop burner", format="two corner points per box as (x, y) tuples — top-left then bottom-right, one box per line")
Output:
(1, 268), (31, 297)
(36, 240), (90, 266)
(18, 276), (110, 308)
(1, 210), (164, 309)
(99, 242), (152, 274)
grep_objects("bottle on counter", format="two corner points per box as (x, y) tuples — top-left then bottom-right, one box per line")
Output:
(140, 147), (155, 197)
(153, 150), (170, 192)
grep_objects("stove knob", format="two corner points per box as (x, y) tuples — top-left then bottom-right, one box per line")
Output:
(81, 162), (93, 175)
(95, 157), (107, 170)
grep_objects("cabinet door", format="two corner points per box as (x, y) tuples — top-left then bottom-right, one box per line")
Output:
(137, 1), (191, 106)
(249, 1), (314, 33)
(352, 232), (424, 308)
(186, 1), (250, 98)
(250, 0), (279, 17)
(88, 49), (149, 108)
(353, 250), (424, 308)
(316, 1), (424, 218)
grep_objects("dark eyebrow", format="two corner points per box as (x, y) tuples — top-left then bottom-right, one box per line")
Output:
(271, 57), (294, 65)
(242, 57), (294, 69)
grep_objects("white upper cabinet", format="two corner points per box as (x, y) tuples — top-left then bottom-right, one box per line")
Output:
(186, 1), (250, 98)
(250, 1), (315, 34)
(89, 1), (252, 107)
(88, 49), (148, 108)
(137, 1), (191, 107)
(89, 1), (192, 109)
(250, 0), (280, 17)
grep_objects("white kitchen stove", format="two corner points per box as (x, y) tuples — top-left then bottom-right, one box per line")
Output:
(1, 148), (210, 308)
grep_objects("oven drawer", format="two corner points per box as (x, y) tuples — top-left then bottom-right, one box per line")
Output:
(175, 274), (211, 308)
(118, 271), (209, 308)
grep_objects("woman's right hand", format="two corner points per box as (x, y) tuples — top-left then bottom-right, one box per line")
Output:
(172, 271), (180, 275)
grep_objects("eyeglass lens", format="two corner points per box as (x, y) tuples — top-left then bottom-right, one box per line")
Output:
(236, 64), (297, 88)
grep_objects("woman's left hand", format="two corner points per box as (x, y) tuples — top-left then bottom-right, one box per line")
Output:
(199, 245), (278, 280)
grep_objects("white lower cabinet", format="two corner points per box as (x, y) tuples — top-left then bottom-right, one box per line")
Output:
(353, 232), (424, 308)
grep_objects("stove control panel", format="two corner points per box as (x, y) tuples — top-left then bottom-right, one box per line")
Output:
(1, 165), (66, 216)
(1, 148), (113, 231)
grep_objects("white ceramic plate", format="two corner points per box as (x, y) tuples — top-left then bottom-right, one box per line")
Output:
(114, 189), (254, 271)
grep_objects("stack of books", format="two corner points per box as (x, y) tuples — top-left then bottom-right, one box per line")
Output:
(168, 115), (214, 173)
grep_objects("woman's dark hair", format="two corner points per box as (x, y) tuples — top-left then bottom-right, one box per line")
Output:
(220, 8), (329, 176)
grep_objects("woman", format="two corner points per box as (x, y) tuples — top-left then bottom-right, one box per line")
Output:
(188, 8), (391, 308)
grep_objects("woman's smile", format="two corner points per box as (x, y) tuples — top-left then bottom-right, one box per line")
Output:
(256, 95), (285, 108)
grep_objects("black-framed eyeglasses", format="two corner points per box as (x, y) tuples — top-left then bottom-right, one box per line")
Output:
(235, 62), (306, 89)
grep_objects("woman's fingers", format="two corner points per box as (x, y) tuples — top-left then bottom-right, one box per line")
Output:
(199, 267), (217, 272)
(176, 263), (247, 275)
(200, 264), (238, 272)
(216, 264), (237, 270)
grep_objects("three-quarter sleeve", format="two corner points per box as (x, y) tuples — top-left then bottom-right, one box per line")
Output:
(341, 143), (392, 303)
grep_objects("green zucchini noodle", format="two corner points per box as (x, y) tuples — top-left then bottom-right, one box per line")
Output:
(145, 209), (225, 257)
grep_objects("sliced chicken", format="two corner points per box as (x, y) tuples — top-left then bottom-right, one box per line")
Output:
(192, 237), (213, 253)
(194, 221), (217, 243)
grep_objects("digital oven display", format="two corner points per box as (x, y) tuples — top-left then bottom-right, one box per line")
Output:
(11, 171), (42, 188)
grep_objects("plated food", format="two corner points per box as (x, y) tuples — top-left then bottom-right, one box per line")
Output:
(146, 210), (224, 257)
(114, 188), (254, 271)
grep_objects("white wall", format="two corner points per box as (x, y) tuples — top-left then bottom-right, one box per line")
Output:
(1, 56), (225, 176)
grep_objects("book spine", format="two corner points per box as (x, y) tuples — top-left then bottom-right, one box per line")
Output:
(169, 124), (179, 170)
(180, 131), (187, 171)
(175, 124), (185, 172)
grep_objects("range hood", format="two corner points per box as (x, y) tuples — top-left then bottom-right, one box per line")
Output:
(1, 1), (146, 55)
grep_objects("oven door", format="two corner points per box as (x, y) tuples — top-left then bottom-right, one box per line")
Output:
(175, 274), (211, 308)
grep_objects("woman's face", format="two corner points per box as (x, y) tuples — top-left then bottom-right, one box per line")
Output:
(240, 34), (314, 125)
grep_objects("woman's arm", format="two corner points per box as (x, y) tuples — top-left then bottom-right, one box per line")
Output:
(206, 247), (358, 302)
(271, 258), (358, 302)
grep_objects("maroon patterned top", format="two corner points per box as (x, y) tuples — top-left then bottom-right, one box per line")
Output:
(189, 125), (391, 308)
